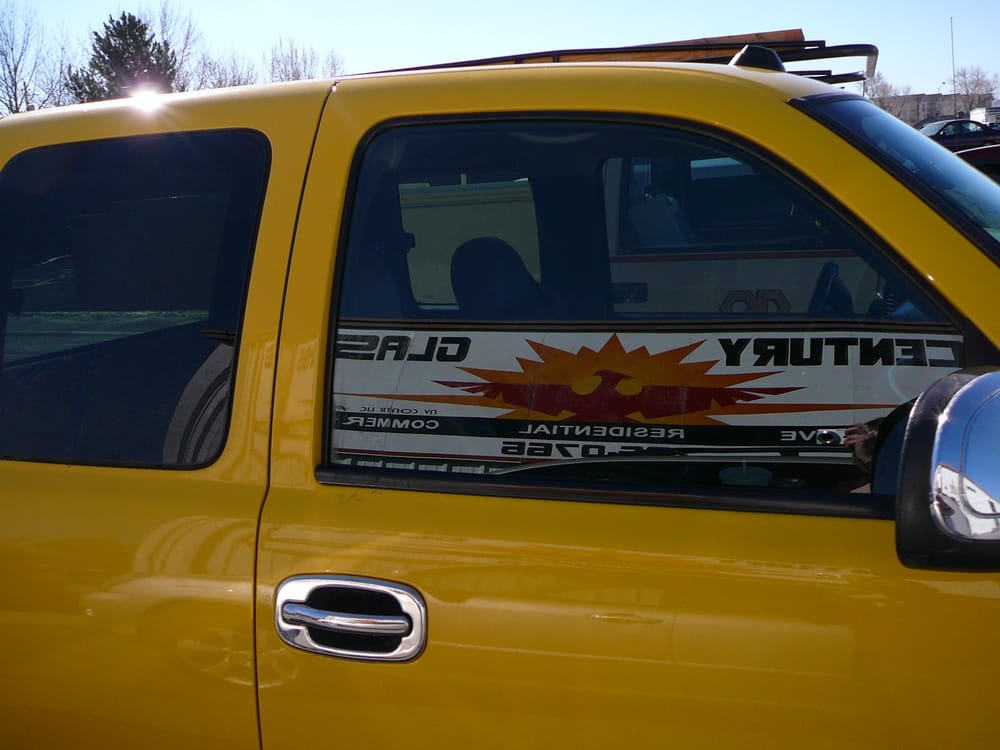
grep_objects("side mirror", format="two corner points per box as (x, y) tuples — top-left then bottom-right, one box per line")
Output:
(897, 368), (1000, 570)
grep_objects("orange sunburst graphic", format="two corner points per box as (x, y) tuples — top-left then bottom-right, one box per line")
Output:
(378, 335), (887, 426)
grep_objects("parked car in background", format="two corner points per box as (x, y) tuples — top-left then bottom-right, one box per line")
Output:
(957, 143), (1000, 182)
(919, 118), (1000, 151)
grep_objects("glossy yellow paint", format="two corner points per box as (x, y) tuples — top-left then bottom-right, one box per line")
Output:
(258, 486), (1000, 748)
(258, 64), (1000, 748)
(4, 60), (1000, 748)
(0, 83), (328, 747)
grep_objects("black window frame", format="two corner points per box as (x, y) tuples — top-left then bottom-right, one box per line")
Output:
(318, 111), (976, 520)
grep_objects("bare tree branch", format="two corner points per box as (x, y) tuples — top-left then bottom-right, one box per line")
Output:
(953, 66), (1000, 117)
(140, 0), (202, 92)
(865, 71), (911, 119)
(0, 0), (68, 114)
(323, 49), (345, 78)
(193, 49), (258, 89)
(266, 36), (343, 82)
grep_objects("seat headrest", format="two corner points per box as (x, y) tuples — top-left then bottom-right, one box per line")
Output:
(450, 236), (550, 320)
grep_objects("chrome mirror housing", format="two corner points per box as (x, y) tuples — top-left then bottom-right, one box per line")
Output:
(897, 368), (1000, 570)
(931, 373), (1000, 540)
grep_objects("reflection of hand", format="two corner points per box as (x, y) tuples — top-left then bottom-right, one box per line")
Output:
(845, 423), (876, 446)
(845, 418), (884, 471)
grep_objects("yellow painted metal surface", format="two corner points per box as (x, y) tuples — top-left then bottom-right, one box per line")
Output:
(258, 64), (1000, 749)
(3, 61), (1000, 749)
(0, 83), (329, 747)
(258, 488), (1000, 748)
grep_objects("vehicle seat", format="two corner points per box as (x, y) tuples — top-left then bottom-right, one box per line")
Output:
(628, 191), (696, 247)
(807, 262), (854, 317)
(339, 163), (418, 319)
(450, 236), (554, 320)
(339, 250), (412, 319)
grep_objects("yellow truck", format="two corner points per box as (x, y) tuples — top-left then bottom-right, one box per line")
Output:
(2, 34), (1000, 749)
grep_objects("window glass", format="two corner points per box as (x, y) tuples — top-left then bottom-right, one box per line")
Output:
(400, 179), (539, 308)
(0, 130), (269, 466)
(329, 120), (963, 503)
(800, 96), (1000, 252)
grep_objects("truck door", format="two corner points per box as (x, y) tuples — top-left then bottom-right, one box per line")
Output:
(257, 79), (1000, 749)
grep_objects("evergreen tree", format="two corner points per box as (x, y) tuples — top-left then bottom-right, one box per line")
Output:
(66, 12), (177, 102)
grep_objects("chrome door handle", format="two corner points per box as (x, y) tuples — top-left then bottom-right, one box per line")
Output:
(280, 602), (411, 636)
(275, 575), (427, 662)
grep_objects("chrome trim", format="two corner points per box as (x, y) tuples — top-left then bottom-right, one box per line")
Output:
(275, 575), (427, 662)
(930, 371), (1000, 541)
(280, 602), (411, 636)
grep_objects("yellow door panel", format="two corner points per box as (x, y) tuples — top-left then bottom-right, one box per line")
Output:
(258, 67), (1000, 749)
(256, 486), (1000, 749)
(0, 468), (262, 747)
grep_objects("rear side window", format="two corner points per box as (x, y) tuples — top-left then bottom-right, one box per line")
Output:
(327, 119), (963, 508)
(0, 130), (269, 466)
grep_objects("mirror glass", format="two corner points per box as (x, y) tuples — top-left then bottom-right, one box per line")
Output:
(931, 372), (1000, 539)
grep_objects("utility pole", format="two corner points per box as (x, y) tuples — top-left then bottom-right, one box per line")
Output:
(951, 17), (958, 117)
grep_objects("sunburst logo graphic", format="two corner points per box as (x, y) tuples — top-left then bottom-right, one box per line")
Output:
(380, 335), (881, 425)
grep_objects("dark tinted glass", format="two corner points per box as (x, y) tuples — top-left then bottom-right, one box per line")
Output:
(0, 130), (269, 466)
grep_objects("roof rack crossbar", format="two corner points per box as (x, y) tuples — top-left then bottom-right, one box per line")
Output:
(380, 31), (878, 85)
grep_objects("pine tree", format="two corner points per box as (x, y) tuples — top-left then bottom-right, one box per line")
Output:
(66, 12), (177, 102)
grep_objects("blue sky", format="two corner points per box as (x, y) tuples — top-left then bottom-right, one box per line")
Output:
(37, 0), (998, 95)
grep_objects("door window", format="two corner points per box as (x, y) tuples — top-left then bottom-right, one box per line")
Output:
(327, 119), (963, 506)
(0, 130), (269, 466)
